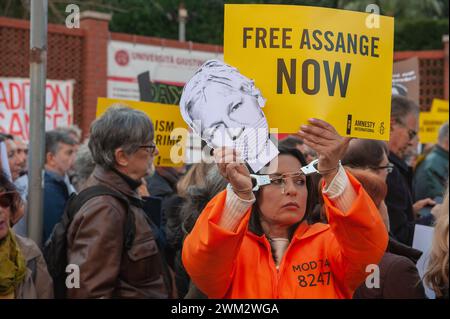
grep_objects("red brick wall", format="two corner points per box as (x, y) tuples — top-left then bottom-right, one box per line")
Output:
(79, 15), (109, 136)
(394, 50), (448, 111)
(0, 17), (84, 126)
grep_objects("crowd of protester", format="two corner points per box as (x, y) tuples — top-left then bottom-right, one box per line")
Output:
(0, 95), (448, 299)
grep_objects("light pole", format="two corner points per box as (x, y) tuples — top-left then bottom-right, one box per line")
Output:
(178, 1), (188, 42)
(28, 0), (47, 246)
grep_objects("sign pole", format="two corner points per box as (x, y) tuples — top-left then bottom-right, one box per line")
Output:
(28, 0), (48, 246)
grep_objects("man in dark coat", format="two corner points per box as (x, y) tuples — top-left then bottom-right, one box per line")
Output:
(386, 96), (435, 246)
(43, 131), (76, 243)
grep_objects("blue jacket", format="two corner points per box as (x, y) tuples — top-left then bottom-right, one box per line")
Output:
(43, 170), (70, 244)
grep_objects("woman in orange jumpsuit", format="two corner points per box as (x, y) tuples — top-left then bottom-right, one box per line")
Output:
(182, 119), (388, 298)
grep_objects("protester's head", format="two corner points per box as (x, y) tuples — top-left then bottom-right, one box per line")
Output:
(54, 125), (82, 145)
(389, 96), (419, 159)
(424, 187), (449, 298)
(45, 130), (77, 177)
(180, 60), (269, 163)
(73, 141), (95, 191)
(341, 139), (391, 181)
(279, 136), (317, 163)
(0, 134), (22, 181)
(404, 134), (420, 167)
(438, 122), (449, 152)
(182, 165), (227, 235)
(177, 163), (214, 198)
(89, 106), (158, 180)
(252, 145), (315, 237)
(13, 136), (28, 174)
(346, 168), (390, 231)
(0, 171), (24, 238)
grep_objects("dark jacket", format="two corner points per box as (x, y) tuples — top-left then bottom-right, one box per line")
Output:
(414, 145), (449, 201)
(66, 166), (169, 299)
(43, 170), (70, 244)
(146, 168), (179, 200)
(354, 237), (426, 299)
(164, 194), (185, 269)
(386, 153), (416, 246)
(146, 168), (181, 249)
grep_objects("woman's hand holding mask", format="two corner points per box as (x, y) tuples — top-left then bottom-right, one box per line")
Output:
(214, 147), (254, 200)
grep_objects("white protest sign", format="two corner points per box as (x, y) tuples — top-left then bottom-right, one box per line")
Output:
(412, 224), (436, 299)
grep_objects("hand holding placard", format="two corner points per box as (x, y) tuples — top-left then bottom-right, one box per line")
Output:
(298, 118), (351, 185)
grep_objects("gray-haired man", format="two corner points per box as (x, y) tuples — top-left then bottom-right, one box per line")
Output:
(66, 106), (170, 298)
(386, 96), (435, 245)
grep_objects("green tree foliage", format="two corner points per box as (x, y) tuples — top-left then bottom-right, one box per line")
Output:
(0, 0), (448, 50)
(395, 19), (449, 51)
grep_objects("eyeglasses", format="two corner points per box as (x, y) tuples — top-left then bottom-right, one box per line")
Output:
(270, 172), (306, 187)
(0, 191), (21, 210)
(371, 162), (394, 174)
(250, 171), (307, 195)
(395, 120), (417, 141)
(139, 143), (157, 155)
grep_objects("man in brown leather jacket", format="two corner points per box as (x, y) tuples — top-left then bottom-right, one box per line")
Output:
(66, 106), (169, 298)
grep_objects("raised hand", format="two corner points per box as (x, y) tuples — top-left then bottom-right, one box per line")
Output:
(214, 147), (253, 200)
(297, 118), (352, 185)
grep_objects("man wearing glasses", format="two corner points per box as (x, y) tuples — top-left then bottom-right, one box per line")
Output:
(65, 106), (172, 299)
(386, 96), (436, 246)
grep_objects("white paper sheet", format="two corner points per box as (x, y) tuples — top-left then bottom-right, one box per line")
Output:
(412, 224), (436, 299)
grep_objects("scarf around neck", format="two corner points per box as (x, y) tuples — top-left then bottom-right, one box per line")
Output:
(0, 228), (26, 296)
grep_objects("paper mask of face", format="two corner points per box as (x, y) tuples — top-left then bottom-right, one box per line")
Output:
(180, 60), (279, 172)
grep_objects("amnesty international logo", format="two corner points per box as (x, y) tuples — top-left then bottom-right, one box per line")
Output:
(346, 115), (352, 135)
(379, 122), (385, 135)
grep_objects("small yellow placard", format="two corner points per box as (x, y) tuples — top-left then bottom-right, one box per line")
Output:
(419, 99), (449, 144)
(96, 98), (187, 167)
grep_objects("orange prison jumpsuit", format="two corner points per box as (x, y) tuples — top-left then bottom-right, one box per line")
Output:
(182, 172), (388, 298)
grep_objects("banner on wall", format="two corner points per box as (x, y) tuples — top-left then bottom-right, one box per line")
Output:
(224, 4), (394, 140)
(392, 57), (420, 106)
(0, 77), (74, 140)
(107, 40), (223, 104)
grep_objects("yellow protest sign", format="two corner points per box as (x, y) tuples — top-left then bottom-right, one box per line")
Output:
(431, 98), (449, 114)
(224, 4), (394, 140)
(419, 99), (449, 144)
(96, 98), (187, 167)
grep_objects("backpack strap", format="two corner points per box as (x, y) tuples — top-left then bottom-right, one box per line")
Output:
(67, 185), (136, 250)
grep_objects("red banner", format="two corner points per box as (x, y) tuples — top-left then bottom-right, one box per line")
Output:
(0, 78), (74, 140)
